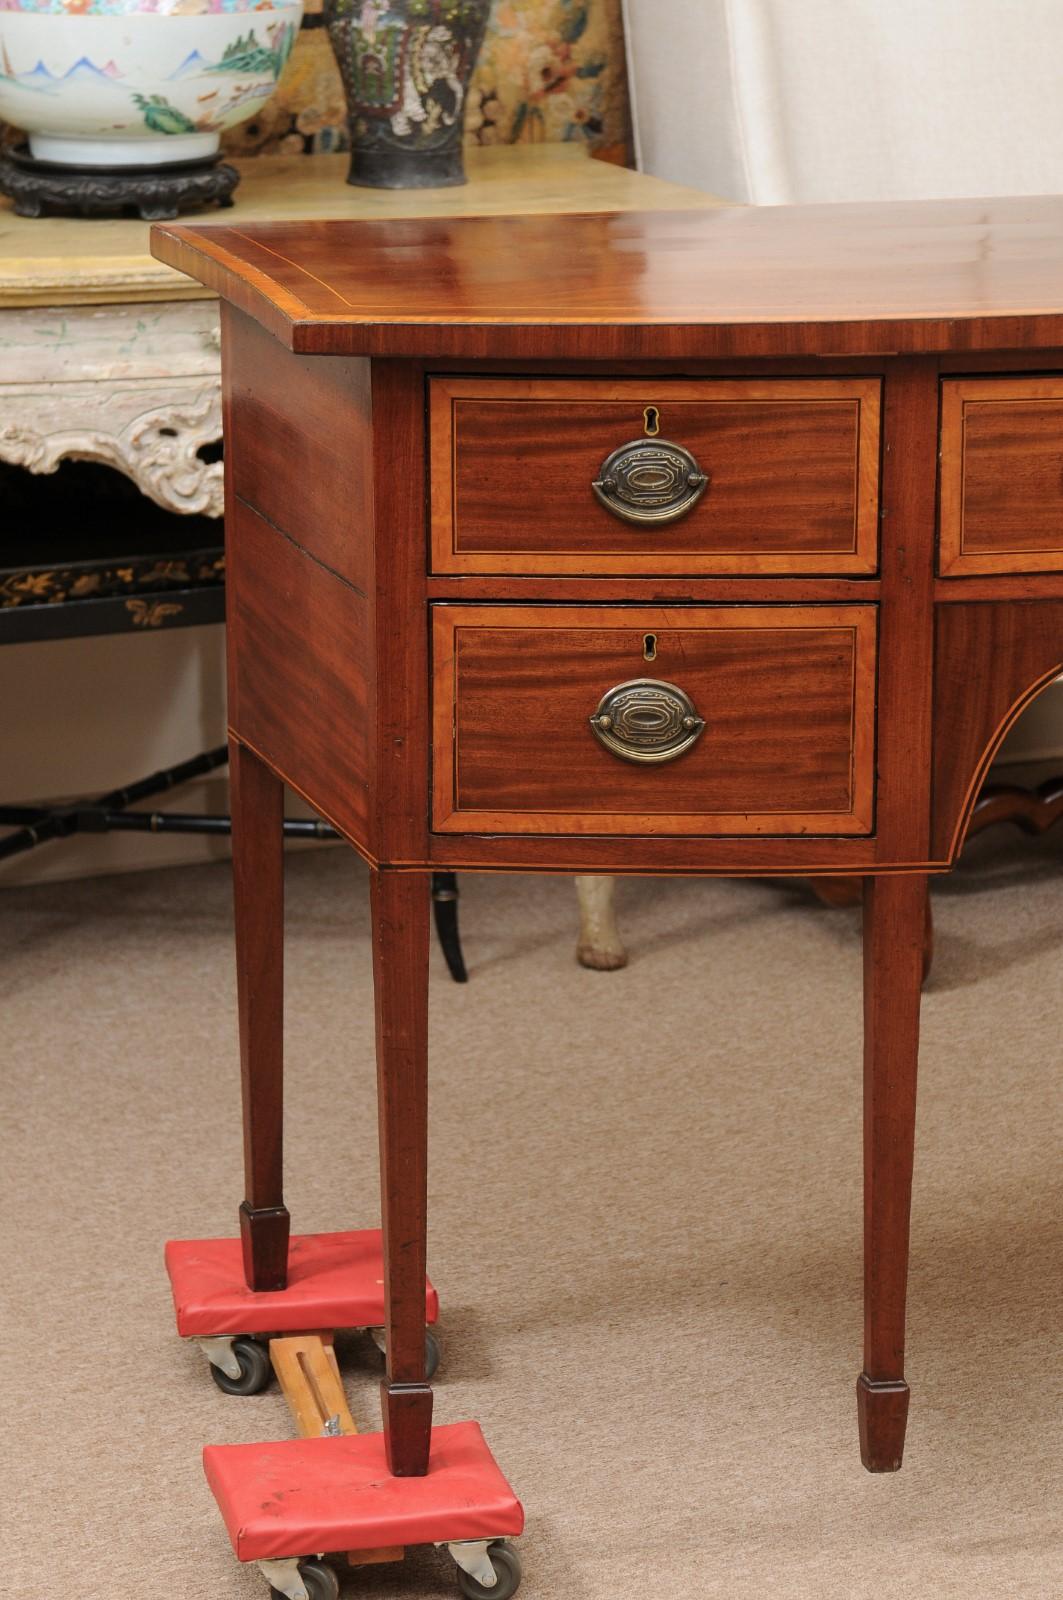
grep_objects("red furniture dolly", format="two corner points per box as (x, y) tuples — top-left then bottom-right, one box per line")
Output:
(165, 1229), (441, 1394)
(206, 1421), (524, 1600)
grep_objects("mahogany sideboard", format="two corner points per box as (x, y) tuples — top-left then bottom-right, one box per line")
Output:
(152, 197), (1063, 1500)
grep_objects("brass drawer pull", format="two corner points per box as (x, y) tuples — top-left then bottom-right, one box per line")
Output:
(592, 438), (709, 526)
(589, 679), (705, 764)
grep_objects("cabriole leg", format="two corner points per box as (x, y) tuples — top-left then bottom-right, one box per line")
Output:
(575, 875), (627, 970)
(372, 868), (433, 1475)
(858, 872), (928, 1470)
(230, 736), (290, 1292)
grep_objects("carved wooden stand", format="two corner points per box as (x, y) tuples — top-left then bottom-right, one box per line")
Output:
(0, 147), (239, 223)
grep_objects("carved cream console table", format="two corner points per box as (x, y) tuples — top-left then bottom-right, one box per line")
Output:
(1, 297), (224, 524)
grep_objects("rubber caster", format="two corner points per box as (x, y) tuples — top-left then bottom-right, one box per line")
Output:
(268, 1559), (339, 1600)
(370, 1326), (441, 1380)
(210, 1337), (272, 1396)
(456, 1541), (522, 1600)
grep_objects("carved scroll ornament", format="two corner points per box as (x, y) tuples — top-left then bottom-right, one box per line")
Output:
(0, 377), (223, 518)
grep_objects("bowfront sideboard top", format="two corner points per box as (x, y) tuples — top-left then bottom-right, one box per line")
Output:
(154, 192), (1063, 355)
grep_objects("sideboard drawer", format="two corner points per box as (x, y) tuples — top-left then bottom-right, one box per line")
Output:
(940, 377), (1063, 574)
(429, 378), (881, 576)
(432, 605), (877, 836)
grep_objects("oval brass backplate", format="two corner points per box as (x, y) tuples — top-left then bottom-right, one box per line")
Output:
(589, 679), (705, 765)
(592, 438), (708, 526)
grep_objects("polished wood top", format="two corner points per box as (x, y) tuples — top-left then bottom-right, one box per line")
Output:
(152, 193), (1063, 359)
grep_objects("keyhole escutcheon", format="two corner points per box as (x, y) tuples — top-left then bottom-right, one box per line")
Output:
(643, 406), (660, 437)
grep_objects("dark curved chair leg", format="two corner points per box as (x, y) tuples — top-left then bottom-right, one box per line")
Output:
(431, 872), (468, 984)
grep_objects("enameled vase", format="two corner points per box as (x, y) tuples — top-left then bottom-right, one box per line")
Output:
(323, 0), (491, 189)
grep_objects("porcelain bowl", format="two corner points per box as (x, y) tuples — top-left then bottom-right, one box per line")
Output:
(0, 0), (303, 167)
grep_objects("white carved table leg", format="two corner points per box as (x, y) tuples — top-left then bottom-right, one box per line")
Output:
(575, 875), (627, 970)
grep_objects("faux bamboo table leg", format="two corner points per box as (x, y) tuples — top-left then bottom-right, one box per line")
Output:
(371, 867), (433, 1476)
(858, 872), (928, 1471)
(230, 735), (290, 1293)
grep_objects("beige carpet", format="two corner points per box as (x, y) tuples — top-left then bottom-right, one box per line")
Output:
(3, 830), (1062, 1600)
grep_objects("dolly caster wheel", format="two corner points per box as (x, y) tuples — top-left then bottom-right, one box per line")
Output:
(267, 1559), (339, 1600)
(454, 1541), (522, 1600)
(209, 1336), (271, 1396)
(369, 1326), (441, 1380)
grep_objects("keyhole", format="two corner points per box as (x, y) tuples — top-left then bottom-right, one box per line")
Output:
(643, 406), (660, 437)
(643, 633), (657, 661)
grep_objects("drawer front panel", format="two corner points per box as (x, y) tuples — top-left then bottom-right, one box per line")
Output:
(941, 377), (1063, 574)
(430, 378), (881, 575)
(432, 605), (877, 836)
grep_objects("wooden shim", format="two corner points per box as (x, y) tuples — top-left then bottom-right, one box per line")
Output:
(269, 1335), (404, 1566)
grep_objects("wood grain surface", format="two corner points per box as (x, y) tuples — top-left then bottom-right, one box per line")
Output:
(226, 494), (373, 849)
(431, 605), (877, 837)
(371, 869), (433, 1477)
(940, 378), (1063, 575)
(869, 361), (939, 866)
(227, 308), (375, 591)
(430, 377), (880, 575)
(152, 196), (1063, 359)
(222, 307), (374, 853)
(229, 736), (290, 1293)
(858, 872), (929, 1472)
(932, 599), (1063, 861)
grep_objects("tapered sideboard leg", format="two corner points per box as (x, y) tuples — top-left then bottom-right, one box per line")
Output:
(858, 872), (928, 1471)
(372, 867), (434, 1476)
(230, 735), (290, 1292)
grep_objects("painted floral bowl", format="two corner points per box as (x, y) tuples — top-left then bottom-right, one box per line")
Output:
(0, 0), (303, 168)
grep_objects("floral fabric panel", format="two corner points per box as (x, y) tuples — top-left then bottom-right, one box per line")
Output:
(469, 0), (628, 158)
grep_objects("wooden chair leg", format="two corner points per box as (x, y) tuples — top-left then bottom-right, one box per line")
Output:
(431, 871), (468, 983)
(858, 872), (928, 1471)
(371, 868), (433, 1476)
(230, 736), (290, 1292)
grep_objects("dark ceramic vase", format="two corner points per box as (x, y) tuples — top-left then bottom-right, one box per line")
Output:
(323, 0), (492, 189)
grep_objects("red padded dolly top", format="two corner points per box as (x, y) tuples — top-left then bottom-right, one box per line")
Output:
(204, 1421), (524, 1560)
(165, 1229), (439, 1338)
